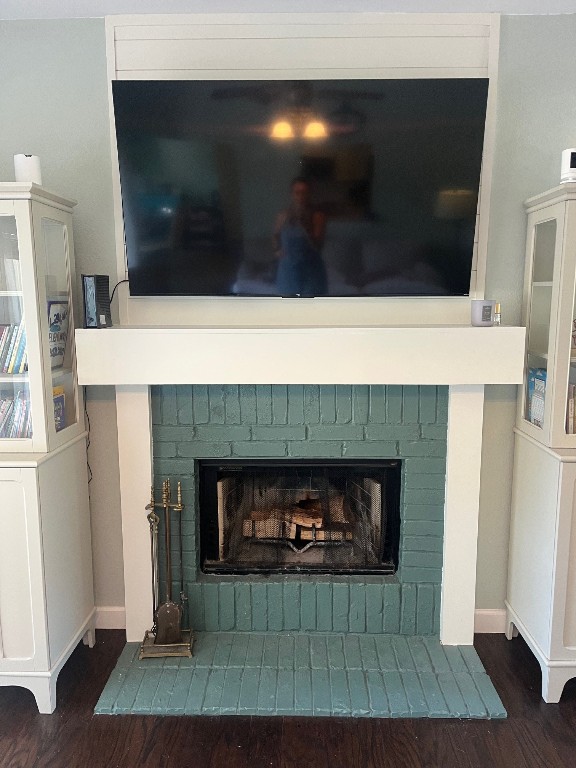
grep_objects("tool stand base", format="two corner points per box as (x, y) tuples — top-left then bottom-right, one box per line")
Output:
(139, 629), (193, 659)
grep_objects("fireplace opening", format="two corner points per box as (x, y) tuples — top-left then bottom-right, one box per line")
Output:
(199, 459), (401, 575)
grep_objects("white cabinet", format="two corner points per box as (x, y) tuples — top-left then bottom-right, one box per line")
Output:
(0, 184), (94, 713)
(507, 183), (576, 702)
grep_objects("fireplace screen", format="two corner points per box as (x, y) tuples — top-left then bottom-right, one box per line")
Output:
(199, 460), (401, 574)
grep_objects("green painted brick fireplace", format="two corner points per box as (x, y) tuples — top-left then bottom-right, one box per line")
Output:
(151, 385), (447, 635)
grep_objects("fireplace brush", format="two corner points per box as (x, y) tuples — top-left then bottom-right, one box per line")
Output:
(139, 479), (192, 659)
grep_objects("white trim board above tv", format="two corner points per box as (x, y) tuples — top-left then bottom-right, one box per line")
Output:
(105, 12), (500, 328)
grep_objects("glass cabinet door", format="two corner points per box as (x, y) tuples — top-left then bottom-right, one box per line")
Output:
(0, 215), (31, 439)
(524, 219), (556, 429)
(41, 217), (77, 435)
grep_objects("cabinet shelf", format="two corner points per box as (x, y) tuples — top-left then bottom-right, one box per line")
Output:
(0, 373), (29, 383)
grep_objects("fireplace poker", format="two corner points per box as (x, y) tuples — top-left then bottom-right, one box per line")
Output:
(154, 479), (183, 645)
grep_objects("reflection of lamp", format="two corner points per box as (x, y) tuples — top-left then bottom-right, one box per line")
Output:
(434, 188), (477, 219)
(270, 111), (328, 140)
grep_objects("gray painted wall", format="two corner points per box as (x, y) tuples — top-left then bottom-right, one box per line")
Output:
(0, 12), (574, 614)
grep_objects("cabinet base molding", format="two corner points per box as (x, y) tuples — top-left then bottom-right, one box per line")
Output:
(505, 604), (576, 703)
(0, 609), (95, 714)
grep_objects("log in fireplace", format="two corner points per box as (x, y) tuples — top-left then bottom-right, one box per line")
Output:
(199, 459), (401, 575)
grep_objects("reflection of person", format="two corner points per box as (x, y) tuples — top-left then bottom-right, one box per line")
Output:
(273, 177), (327, 296)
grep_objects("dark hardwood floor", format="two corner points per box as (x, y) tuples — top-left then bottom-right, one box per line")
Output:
(1, 630), (576, 768)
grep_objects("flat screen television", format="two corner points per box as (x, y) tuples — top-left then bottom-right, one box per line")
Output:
(112, 78), (489, 298)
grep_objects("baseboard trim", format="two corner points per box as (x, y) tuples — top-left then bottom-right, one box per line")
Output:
(95, 606), (126, 630)
(474, 608), (507, 634)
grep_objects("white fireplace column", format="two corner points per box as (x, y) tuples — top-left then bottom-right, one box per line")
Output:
(75, 325), (526, 644)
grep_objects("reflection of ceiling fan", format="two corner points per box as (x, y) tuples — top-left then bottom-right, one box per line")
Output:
(210, 81), (384, 136)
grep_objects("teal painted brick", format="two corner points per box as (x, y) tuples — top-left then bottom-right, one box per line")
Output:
(342, 441), (397, 458)
(403, 535), (444, 553)
(359, 635), (379, 669)
(333, 582), (349, 632)
(294, 668), (313, 715)
(228, 633), (249, 667)
(374, 636), (398, 671)
(287, 385), (305, 423)
(191, 385), (210, 423)
(335, 385), (353, 423)
(402, 670), (428, 716)
(364, 425), (420, 440)
(251, 426), (306, 441)
(194, 425), (251, 441)
(213, 634), (234, 667)
(437, 672), (468, 717)
(436, 387), (449, 423)
(251, 583), (268, 631)
(365, 583), (384, 633)
(472, 672), (507, 718)
(433, 585), (441, 634)
(368, 385), (386, 424)
(276, 669), (295, 712)
(453, 672), (486, 718)
(283, 582), (301, 630)
(256, 385), (273, 424)
(403, 504), (445, 522)
(422, 636), (451, 673)
(404, 472), (446, 490)
(403, 488), (446, 505)
(421, 425), (448, 439)
(400, 567), (442, 584)
(343, 635), (362, 669)
(304, 385), (321, 423)
(288, 441), (342, 458)
(417, 671), (450, 717)
(316, 582), (333, 631)
(402, 551), (443, 569)
(399, 440), (447, 458)
(330, 669), (351, 714)
(232, 441), (287, 457)
(403, 457), (447, 475)
(385, 385), (403, 424)
(262, 634), (280, 667)
(278, 635), (295, 668)
(310, 635), (329, 669)
(326, 635), (345, 669)
(382, 671), (410, 717)
(267, 583), (283, 631)
(312, 668), (332, 714)
(177, 443), (231, 458)
(393, 635), (415, 671)
(418, 387), (438, 425)
(383, 584), (401, 633)
(151, 669), (178, 713)
(208, 386), (226, 423)
(245, 634), (265, 666)
(400, 584), (417, 635)
(203, 582), (220, 631)
(162, 385), (178, 425)
(353, 386), (370, 424)
(308, 425), (364, 441)
(155, 441), (177, 458)
(188, 583), (205, 630)
(294, 634), (311, 669)
(300, 582), (317, 630)
(219, 667), (243, 713)
(402, 387), (420, 423)
(191, 634), (218, 667)
(366, 670), (389, 715)
(150, 388), (163, 425)
(234, 583), (252, 631)
(403, 520), (444, 537)
(444, 646), (468, 673)
(238, 667), (261, 714)
(168, 668), (196, 714)
(239, 385), (257, 423)
(176, 386), (194, 425)
(320, 385), (337, 423)
(272, 385), (288, 424)
(459, 645), (487, 675)
(416, 584), (435, 635)
(347, 669), (370, 715)
(349, 583), (366, 632)
(218, 583), (235, 631)
(223, 385), (241, 424)
(154, 425), (196, 442)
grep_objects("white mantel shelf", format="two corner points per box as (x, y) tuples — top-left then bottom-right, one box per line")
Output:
(75, 325), (526, 386)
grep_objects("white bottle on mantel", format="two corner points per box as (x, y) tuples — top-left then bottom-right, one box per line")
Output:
(493, 303), (502, 326)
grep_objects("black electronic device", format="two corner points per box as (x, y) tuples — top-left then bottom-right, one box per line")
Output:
(82, 274), (112, 328)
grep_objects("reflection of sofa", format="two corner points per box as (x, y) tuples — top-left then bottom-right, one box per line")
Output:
(232, 225), (448, 296)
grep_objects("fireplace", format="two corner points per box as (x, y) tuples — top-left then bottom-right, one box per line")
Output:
(199, 459), (401, 575)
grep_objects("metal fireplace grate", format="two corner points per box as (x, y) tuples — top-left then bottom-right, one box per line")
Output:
(199, 460), (401, 575)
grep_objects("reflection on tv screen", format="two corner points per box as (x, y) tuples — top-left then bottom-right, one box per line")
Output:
(113, 78), (488, 297)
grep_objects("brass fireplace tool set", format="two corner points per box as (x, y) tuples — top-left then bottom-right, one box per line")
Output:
(139, 479), (193, 659)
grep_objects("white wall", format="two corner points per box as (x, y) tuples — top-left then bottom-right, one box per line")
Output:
(1, 12), (575, 616)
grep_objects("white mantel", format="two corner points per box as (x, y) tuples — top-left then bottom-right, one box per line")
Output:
(75, 324), (526, 645)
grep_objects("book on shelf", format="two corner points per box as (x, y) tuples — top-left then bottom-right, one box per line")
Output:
(528, 367), (547, 428)
(0, 391), (31, 438)
(567, 384), (576, 434)
(52, 385), (66, 432)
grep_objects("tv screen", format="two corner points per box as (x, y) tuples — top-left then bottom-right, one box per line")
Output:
(112, 78), (488, 298)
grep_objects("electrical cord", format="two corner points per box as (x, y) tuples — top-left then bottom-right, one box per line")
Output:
(109, 278), (129, 307)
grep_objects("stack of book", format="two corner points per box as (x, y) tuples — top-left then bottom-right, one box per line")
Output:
(0, 322), (27, 374)
(0, 392), (31, 438)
